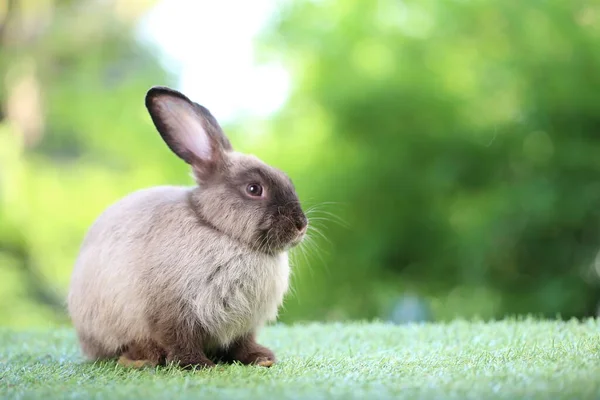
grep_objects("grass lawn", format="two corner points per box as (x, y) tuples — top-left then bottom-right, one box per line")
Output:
(0, 319), (599, 399)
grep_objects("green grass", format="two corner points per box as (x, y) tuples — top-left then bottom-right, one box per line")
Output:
(0, 319), (599, 399)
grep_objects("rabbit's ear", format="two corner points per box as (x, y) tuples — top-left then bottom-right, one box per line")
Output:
(145, 86), (232, 181)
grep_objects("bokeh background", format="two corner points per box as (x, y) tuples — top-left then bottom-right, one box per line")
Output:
(1, 0), (600, 328)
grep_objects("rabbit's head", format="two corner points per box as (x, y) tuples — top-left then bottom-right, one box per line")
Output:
(146, 86), (307, 254)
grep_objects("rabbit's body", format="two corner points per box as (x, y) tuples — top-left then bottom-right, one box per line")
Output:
(68, 87), (307, 368)
(68, 186), (290, 359)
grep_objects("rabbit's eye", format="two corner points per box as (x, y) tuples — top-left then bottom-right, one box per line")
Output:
(246, 183), (263, 197)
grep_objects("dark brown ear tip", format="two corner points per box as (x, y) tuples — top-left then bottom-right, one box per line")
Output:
(145, 86), (191, 109)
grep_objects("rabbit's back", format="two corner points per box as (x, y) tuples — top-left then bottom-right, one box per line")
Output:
(68, 186), (195, 356)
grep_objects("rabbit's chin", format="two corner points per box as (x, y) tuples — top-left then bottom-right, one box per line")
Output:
(256, 230), (306, 254)
(288, 231), (307, 248)
(277, 232), (307, 252)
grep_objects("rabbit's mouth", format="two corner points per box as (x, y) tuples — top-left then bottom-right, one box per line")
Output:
(257, 220), (308, 254)
(289, 224), (308, 247)
(279, 221), (308, 251)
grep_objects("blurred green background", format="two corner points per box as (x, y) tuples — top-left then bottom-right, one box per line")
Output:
(1, 0), (600, 329)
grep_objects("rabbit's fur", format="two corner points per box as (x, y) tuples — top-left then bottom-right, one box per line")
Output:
(67, 87), (307, 368)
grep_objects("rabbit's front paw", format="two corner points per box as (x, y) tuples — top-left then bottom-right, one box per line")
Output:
(224, 334), (277, 367)
(236, 349), (275, 367)
(254, 356), (275, 367)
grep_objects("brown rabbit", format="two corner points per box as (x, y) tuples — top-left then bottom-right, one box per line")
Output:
(67, 86), (308, 369)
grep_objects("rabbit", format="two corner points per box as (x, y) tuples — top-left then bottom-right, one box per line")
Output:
(67, 86), (308, 369)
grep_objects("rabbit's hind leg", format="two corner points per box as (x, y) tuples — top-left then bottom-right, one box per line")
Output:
(118, 339), (166, 369)
(78, 332), (120, 361)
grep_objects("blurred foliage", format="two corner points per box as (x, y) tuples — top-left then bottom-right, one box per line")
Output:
(256, 0), (600, 322)
(0, 0), (174, 327)
(1, 0), (600, 328)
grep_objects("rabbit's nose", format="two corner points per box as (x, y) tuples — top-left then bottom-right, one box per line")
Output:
(295, 215), (308, 232)
(298, 225), (307, 236)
